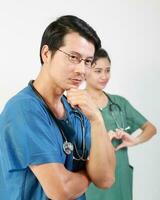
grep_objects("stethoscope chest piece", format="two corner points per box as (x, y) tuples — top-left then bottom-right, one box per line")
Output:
(63, 141), (74, 155)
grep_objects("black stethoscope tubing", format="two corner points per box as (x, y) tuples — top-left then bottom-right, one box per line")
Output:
(103, 93), (126, 130)
(29, 81), (87, 161)
(105, 93), (122, 113)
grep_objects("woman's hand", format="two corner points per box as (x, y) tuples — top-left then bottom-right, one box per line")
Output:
(108, 131), (117, 141)
(114, 130), (139, 151)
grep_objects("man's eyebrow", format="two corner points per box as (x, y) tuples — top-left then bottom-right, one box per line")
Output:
(69, 51), (94, 58)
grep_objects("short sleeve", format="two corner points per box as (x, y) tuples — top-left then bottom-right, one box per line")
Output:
(122, 97), (148, 133)
(1, 99), (64, 171)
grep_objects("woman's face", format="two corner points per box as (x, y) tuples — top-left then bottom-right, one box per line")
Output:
(85, 57), (111, 90)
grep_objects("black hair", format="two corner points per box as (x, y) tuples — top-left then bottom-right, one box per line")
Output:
(40, 15), (101, 64)
(93, 48), (111, 64)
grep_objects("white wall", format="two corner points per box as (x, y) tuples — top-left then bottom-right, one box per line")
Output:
(0, 0), (159, 199)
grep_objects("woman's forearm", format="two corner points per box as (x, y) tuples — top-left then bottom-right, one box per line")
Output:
(135, 122), (157, 145)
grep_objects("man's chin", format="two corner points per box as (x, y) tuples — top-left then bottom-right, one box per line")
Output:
(66, 84), (81, 90)
(66, 87), (78, 91)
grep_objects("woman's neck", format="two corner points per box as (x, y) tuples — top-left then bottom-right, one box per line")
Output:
(86, 86), (104, 99)
(86, 86), (108, 109)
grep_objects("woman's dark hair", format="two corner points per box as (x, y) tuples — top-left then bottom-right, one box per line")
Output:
(93, 48), (111, 64)
(40, 15), (101, 64)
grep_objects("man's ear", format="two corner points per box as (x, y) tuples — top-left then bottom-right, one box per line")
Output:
(41, 45), (51, 64)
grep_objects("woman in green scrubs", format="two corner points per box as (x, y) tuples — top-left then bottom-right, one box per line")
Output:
(85, 48), (156, 200)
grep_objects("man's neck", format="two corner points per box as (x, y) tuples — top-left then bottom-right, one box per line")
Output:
(33, 73), (65, 119)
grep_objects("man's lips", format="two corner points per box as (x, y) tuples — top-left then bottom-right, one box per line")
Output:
(71, 78), (83, 85)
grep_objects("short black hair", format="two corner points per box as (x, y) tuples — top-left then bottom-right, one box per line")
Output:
(40, 15), (101, 64)
(93, 48), (111, 64)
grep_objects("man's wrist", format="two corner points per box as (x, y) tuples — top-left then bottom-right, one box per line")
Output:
(89, 110), (104, 124)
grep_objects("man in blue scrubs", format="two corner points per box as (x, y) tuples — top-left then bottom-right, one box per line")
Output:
(0, 15), (115, 200)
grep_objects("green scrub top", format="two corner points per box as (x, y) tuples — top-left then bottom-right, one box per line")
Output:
(86, 94), (147, 200)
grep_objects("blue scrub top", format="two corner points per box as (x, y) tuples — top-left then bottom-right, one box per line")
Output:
(0, 83), (91, 200)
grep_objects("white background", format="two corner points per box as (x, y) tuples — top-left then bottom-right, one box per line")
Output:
(0, 0), (160, 199)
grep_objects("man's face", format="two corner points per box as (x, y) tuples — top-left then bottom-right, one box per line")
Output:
(46, 32), (95, 90)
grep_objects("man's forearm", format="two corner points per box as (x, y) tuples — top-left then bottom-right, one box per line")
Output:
(86, 117), (115, 188)
(64, 169), (90, 200)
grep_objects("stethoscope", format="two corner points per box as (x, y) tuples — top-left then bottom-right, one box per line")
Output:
(29, 80), (87, 161)
(62, 109), (87, 161)
(102, 93), (130, 131)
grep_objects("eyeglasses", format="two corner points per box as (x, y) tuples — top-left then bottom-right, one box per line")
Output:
(57, 48), (94, 68)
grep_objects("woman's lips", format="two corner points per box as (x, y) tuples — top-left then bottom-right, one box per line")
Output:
(99, 81), (107, 85)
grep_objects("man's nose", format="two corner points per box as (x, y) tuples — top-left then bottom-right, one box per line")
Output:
(75, 61), (86, 75)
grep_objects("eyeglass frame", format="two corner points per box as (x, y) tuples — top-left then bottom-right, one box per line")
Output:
(56, 48), (95, 68)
